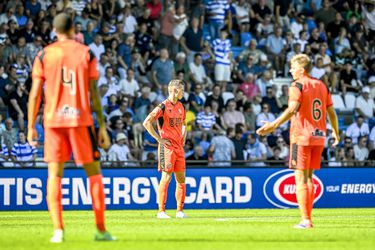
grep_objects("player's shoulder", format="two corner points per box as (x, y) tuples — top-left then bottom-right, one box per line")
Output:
(291, 81), (303, 92)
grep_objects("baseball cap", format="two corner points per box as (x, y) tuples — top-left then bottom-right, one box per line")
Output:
(362, 86), (370, 93)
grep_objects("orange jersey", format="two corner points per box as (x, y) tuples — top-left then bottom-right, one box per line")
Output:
(149, 100), (186, 151)
(289, 75), (333, 146)
(32, 39), (99, 128)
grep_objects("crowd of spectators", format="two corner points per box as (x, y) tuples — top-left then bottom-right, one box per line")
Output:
(0, 0), (374, 167)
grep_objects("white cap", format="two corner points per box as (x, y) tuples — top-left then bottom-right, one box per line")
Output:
(116, 133), (127, 142)
(362, 86), (370, 93)
(368, 76), (375, 83)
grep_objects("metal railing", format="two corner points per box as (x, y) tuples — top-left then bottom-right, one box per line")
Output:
(0, 159), (374, 168)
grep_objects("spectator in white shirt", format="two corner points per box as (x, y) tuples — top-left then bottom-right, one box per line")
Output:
(108, 133), (135, 166)
(98, 66), (120, 92)
(189, 53), (212, 89)
(345, 116), (370, 144)
(118, 5), (137, 34)
(256, 103), (276, 128)
(353, 136), (369, 165)
(119, 68), (140, 97)
(369, 126), (375, 150)
(355, 86), (375, 120)
(98, 54), (110, 77)
(310, 57), (326, 80)
(89, 34), (105, 61)
(0, 7), (18, 25)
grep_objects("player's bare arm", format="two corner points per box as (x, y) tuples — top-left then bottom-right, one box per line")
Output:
(182, 119), (187, 146)
(27, 77), (43, 146)
(142, 113), (171, 147)
(90, 79), (110, 150)
(256, 100), (300, 136)
(327, 106), (340, 146)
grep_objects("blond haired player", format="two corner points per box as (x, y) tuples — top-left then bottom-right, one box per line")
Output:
(28, 13), (115, 242)
(143, 79), (187, 219)
(257, 54), (340, 228)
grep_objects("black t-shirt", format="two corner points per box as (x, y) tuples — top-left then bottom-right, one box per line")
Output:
(262, 96), (280, 115)
(183, 27), (203, 52)
(9, 91), (28, 119)
(326, 21), (347, 39)
(274, 0), (292, 17)
(232, 137), (246, 161)
(339, 69), (357, 92)
(205, 95), (225, 113)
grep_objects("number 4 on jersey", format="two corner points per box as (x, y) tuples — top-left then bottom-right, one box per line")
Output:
(61, 66), (76, 95)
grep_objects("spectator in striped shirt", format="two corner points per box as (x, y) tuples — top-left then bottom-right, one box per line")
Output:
(0, 136), (11, 167)
(10, 131), (37, 167)
(196, 105), (217, 133)
(212, 28), (232, 91)
(206, 0), (231, 40)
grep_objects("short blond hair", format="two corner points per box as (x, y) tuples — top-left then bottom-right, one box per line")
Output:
(291, 54), (311, 71)
(168, 79), (185, 88)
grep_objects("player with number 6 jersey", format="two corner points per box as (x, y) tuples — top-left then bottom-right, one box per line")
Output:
(256, 54), (340, 229)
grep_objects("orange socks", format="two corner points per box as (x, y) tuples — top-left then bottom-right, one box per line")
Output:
(307, 181), (315, 219)
(296, 183), (310, 220)
(47, 176), (63, 230)
(175, 183), (186, 212)
(158, 178), (170, 212)
(89, 174), (106, 232)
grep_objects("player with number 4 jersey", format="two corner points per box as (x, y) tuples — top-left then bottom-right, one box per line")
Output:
(28, 13), (115, 243)
(256, 54), (340, 229)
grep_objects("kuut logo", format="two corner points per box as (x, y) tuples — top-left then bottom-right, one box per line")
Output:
(263, 169), (323, 208)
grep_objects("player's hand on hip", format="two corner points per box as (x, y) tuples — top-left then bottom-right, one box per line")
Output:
(27, 128), (38, 147)
(256, 121), (276, 136)
(98, 127), (111, 150)
(332, 131), (340, 146)
(159, 138), (172, 147)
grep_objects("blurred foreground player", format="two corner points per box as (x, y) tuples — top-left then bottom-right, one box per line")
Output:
(28, 13), (116, 242)
(143, 79), (188, 219)
(257, 54), (340, 229)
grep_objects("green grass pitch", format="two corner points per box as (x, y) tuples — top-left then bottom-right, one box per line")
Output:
(1, 208), (374, 250)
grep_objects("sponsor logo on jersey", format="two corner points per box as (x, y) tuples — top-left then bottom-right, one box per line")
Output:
(56, 105), (80, 118)
(263, 169), (324, 208)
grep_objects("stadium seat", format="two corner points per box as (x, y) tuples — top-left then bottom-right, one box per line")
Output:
(240, 32), (252, 47)
(344, 93), (356, 110)
(222, 92), (235, 105)
(231, 47), (242, 60)
(331, 94), (346, 111)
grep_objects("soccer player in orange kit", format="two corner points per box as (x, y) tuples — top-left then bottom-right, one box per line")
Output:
(27, 13), (116, 242)
(257, 54), (340, 229)
(143, 79), (188, 219)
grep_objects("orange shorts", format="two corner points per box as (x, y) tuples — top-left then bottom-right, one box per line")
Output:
(44, 126), (100, 165)
(158, 144), (185, 172)
(289, 144), (324, 170)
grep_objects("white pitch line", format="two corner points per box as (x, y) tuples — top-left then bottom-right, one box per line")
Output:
(215, 216), (375, 222)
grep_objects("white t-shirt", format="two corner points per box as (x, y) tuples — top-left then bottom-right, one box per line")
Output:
(173, 14), (189, 40)
(89, 43), (105, 61)
(108, 144), (130, 162)
(310, 66), (326, 80)
(355, 95), (375, 118)
(189, 62), (207, 83)
(119, 78), (140, 96)
(345, 122), (370, 144)
(122, 15), (138, 34)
